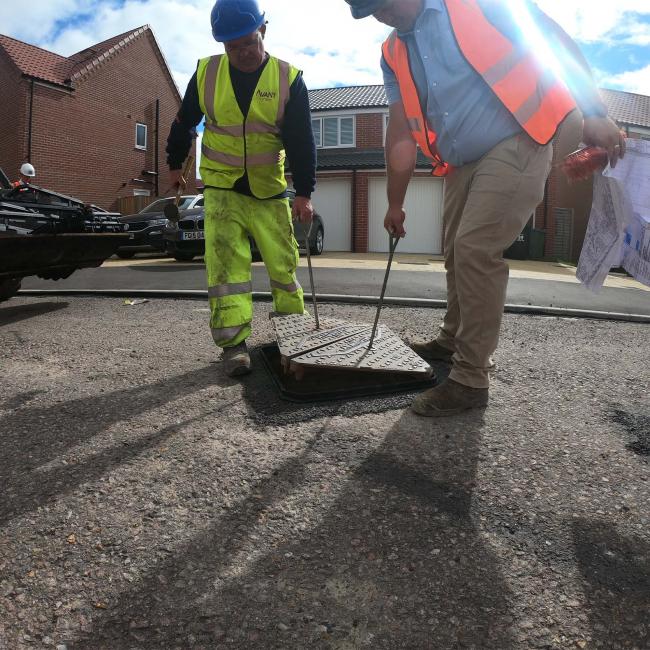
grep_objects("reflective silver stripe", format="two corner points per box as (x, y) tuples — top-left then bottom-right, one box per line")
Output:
(247, 150), (284, 166)
(246, 121), (281, 135)
(205, 121), (278, 136)
(204, 55), (221, 122)
(276, 59), (290, 125)
(205, 122), (243, 137)
(202, 142), (244, 167)
(211, 324), (247, 342)
(270, 278), (301, 293)
(208, 281), (253, 298)
(482, 48), (523, 86)
(407, 118), (421, 132)
(513, 69), (555, 126)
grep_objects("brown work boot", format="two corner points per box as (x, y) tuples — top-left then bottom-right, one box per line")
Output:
(222, 342), (251, 377)
(409, 339), (454, 362)
(411, 378), (488, 417)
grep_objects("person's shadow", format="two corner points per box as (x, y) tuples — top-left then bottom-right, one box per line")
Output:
(0, 365), (235, 526)
(572, 518), (650, 649)
(79, 406), (516, 649)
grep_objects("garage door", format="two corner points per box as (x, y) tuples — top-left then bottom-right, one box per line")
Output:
(368, 177), (444, 254)
(310, 178), (352, 252)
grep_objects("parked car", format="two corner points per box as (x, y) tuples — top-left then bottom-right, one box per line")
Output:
(116, 195), (203, 259)
(163, 190), (325, 262)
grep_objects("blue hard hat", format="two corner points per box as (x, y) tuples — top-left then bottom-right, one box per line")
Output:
(344, 0), (390, 19)
(211, 0), (266, 42)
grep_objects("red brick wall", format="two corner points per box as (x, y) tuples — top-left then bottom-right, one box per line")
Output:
(0, 54), (28, 183)
(355, 113), (385, 149)
(353, 172), (369, 252)
(7, 31), (195, 212)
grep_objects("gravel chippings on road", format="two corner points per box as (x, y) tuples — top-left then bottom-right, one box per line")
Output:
(0, 297), (648, 650)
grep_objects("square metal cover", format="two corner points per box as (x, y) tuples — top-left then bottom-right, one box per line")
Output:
(258, 343), (437, 403)
(271, 313), (433, 376)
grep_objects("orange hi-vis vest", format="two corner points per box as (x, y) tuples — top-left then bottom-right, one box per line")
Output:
(381, 0), (577, 176)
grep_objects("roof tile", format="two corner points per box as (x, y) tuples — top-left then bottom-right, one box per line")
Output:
(308, 85), (649, 128)
(0, 26), (149, 86)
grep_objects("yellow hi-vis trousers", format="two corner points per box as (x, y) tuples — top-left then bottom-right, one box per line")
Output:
(204, 188), (304, 348)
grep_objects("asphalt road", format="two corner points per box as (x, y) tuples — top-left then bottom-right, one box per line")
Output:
(1, 297), (648, 648)
(22, 258), (650, 315)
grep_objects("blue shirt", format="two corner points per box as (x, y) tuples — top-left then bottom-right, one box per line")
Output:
(381, 0), (605, 166)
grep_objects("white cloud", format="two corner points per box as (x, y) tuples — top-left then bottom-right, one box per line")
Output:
(603, 63), (650, 95)
(1, 0), (647, 94)
(537, 0), (649, 44)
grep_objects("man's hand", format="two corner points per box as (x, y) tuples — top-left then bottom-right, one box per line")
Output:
(291, 196), (314, 224)
(169, 168), (183, 190)
(384, 206), (406, 238)
(583, 116), (626, 168)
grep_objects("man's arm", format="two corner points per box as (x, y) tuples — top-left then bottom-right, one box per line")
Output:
(381, 54), (416, 237)
(481, 0), (625, 165)
(282, 72), (316, 223)
(528, 6), (626, 165)
(166, 69), (204, 186)
(384, 100), (417, 237)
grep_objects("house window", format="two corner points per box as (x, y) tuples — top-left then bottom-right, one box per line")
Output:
(312, 119), (322, 147)
(312, 116), (355, 148)
(383, 113), (390, 144)
(135, 123), (147, 150)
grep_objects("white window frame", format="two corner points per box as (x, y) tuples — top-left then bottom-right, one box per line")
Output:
(382, 112), (390, 145)
(135, 123), (147, 150)
(312, 115), (355, 149)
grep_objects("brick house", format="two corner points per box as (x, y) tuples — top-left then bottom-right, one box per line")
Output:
(0, 26), (196, 213)
(303, 85), (650, 260)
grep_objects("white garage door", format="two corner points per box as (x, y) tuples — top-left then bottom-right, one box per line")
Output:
(310, 178), (352, 252)
(368, 177), (444, 254)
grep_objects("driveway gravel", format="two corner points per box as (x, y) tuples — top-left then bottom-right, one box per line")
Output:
(0, 297), (648, 649)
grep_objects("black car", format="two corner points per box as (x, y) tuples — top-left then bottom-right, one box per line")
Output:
(116, 195), (203, 259)
(163, 190), (325, 262)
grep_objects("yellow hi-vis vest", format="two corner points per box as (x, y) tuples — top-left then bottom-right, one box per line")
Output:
(197, 54), (299, 199)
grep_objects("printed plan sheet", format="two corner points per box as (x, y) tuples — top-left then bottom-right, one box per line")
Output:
(577, 139), (650, 290)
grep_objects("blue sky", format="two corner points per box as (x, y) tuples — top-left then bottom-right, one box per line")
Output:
(2, 0), (649, 96)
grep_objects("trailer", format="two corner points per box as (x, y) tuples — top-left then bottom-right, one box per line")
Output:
(0, 168), (128, 302)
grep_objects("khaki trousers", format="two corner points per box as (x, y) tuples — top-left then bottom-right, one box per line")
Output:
(436, 134), (553, 388)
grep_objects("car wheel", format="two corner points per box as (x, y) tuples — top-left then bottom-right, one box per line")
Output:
(116, 251), (136, 259)
(0, 278), (21, 302)
(310, 227), (324, 255)
(174, 252), (196, 262)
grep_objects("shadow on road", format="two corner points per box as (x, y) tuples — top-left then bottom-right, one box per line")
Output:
(0, 300), (69, 327)
(573, 518), (650, 649)
(76, 408), (517, 649)
(0, 365), (232, 526)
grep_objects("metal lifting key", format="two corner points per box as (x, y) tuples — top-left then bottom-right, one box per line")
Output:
(367, 234), (398, 350)
(304, 221), (320, 330)
(163, 155), (195, 222)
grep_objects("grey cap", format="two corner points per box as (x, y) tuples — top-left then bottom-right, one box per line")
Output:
(344, 0), (390, 19)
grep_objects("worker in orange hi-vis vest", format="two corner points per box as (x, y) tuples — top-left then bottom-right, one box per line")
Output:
(12, 162), (36, 189)
(344, 0), (625, 417)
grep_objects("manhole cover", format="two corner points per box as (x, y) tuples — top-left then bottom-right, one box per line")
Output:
(272, 313), (432, 376)
(259, 343), (437, 403)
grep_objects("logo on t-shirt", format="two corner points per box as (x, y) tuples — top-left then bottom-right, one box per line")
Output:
(256, 89), (277, 101)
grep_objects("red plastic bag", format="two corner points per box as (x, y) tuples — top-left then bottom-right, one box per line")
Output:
(560, 146), (609, 183)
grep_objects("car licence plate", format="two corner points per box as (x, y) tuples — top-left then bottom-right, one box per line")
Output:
(181, 231), (205, 241)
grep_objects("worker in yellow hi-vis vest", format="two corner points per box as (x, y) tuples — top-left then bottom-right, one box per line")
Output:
(167, 0), (316, 377)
